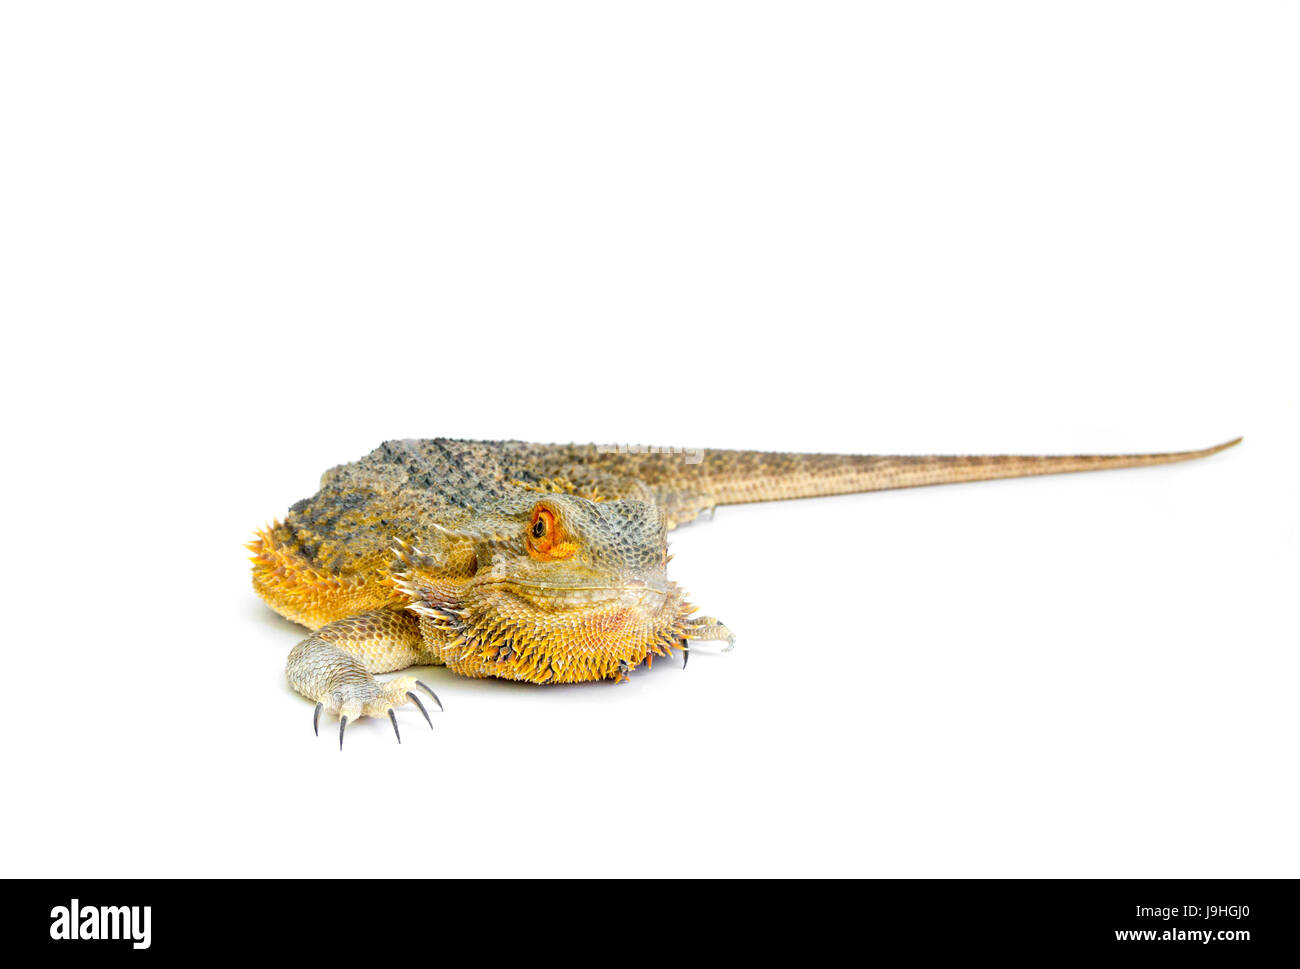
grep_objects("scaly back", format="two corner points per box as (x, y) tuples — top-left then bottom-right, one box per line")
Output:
(260, 436), (1242, 579)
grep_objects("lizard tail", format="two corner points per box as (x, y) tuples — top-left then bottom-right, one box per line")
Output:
(677, 437), (1243, 507)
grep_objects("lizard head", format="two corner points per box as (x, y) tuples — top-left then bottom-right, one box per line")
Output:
(392, 494), (731, 683)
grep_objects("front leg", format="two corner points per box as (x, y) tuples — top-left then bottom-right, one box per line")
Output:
(286, 609), (443, 748)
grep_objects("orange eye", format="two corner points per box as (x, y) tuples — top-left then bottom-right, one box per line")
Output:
(527, 507), (575, 560)
(530, 508), (554, 547)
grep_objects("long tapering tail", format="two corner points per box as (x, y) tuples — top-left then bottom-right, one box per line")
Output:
(552, 437), (1242, 513)
(688, 437), (1242, 506)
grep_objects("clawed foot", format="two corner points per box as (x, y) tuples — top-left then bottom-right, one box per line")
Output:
(312, 677), (443, 750)
(288, 635), (444, 750)
(682, 616), (735, 653)
(675, 616), (736, 670)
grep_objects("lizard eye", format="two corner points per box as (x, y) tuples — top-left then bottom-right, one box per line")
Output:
(529, 507), (556, 547)
(527, 507), (574, 560)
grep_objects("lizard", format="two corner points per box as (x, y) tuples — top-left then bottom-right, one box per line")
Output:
(249, 437), (1240, 747)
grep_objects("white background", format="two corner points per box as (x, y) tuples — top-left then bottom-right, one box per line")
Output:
(1, 2), (1295, 877)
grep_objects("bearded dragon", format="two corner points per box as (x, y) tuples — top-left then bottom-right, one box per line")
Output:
(249, 437), (1240, 747)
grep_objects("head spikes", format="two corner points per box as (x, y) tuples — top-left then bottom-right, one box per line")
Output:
(391, 537), (433, 569)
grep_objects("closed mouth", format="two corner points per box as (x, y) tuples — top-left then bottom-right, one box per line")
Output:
(476, 576), (672, 612)
(491, 579), (668, 597)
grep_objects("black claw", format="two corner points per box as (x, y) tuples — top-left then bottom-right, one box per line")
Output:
(682, 639), (689, 670)
(415, 680), (444, 713)
(407, 691), (434, 729)
(313, 701), (323, 736)
(388, 708), (401, 744)
(339, 715), (348, 751)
